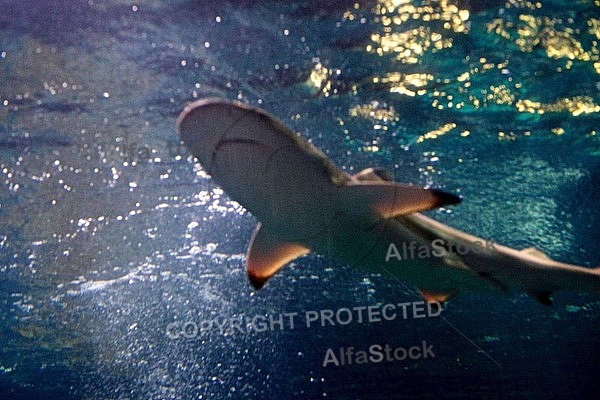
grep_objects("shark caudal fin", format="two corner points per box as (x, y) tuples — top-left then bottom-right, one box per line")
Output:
(246, 223), (310, 289)
(521, 248), (600, 306)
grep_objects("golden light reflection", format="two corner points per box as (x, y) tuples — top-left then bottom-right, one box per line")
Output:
(344, 0), (599, 144)
(342, 2), (361, 20)
(367, 0), (469, 65)
(305, 59), (357, 97)
(468, 84), (515, 110)
(516, 96), (600, 116)
(307, 61), (331, 96)
(349, 101), (399, 123)
(348, 101), (399, 133)
(497, 131), (517, 141)
(590, 18), (600, 39)
(487, 13), (599, 66)
(373, 72), (432, 96)
(416, 122), (456, 143)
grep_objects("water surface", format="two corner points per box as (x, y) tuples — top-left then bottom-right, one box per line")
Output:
(1, 1), (599, 398)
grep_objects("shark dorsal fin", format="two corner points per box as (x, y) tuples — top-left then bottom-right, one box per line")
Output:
(352, 167), (395, 182)
(521, 247), (551, 260)
(246, 223), (310, 289)
(339, 181), (461, 219)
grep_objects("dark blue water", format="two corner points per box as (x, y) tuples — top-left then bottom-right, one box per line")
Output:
(1, 1), (599, 398)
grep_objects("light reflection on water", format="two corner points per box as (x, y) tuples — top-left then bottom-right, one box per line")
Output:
(0, 0), (599, 398)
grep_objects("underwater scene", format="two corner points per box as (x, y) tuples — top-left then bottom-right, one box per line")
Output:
(1, 0), (599, 398)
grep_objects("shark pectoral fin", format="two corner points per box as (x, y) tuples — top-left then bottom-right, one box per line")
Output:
(340, 181), (461, 219)
(246, 223), (310, 289)
(419, 290), (456, 305)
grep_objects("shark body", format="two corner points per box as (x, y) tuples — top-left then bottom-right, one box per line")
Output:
(177, 98), (600, 305)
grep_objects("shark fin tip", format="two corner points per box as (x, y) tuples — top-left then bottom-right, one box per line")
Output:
(342, 182), (461, 219)
(246, 223), (310, 290)
(530, 290), (553, 306)
(249, 274), (269, 290)
(432, 189), (461, 206)
(419, 290), (455, 305)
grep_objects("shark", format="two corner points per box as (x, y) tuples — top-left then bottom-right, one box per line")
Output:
(177, 98), (600, 305)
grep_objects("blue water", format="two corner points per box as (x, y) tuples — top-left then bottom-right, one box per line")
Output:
(1, 0), (599, 398)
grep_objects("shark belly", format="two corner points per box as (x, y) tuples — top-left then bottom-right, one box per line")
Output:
(210, 138), (340, 241)
(178, 98), (600, 305)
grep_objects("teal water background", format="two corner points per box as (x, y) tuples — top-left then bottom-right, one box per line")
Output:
(1, 1), (599, 398)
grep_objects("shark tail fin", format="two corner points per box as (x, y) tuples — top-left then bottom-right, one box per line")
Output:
(526, 266), (600, 306)
(246, 223), (310, 289)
